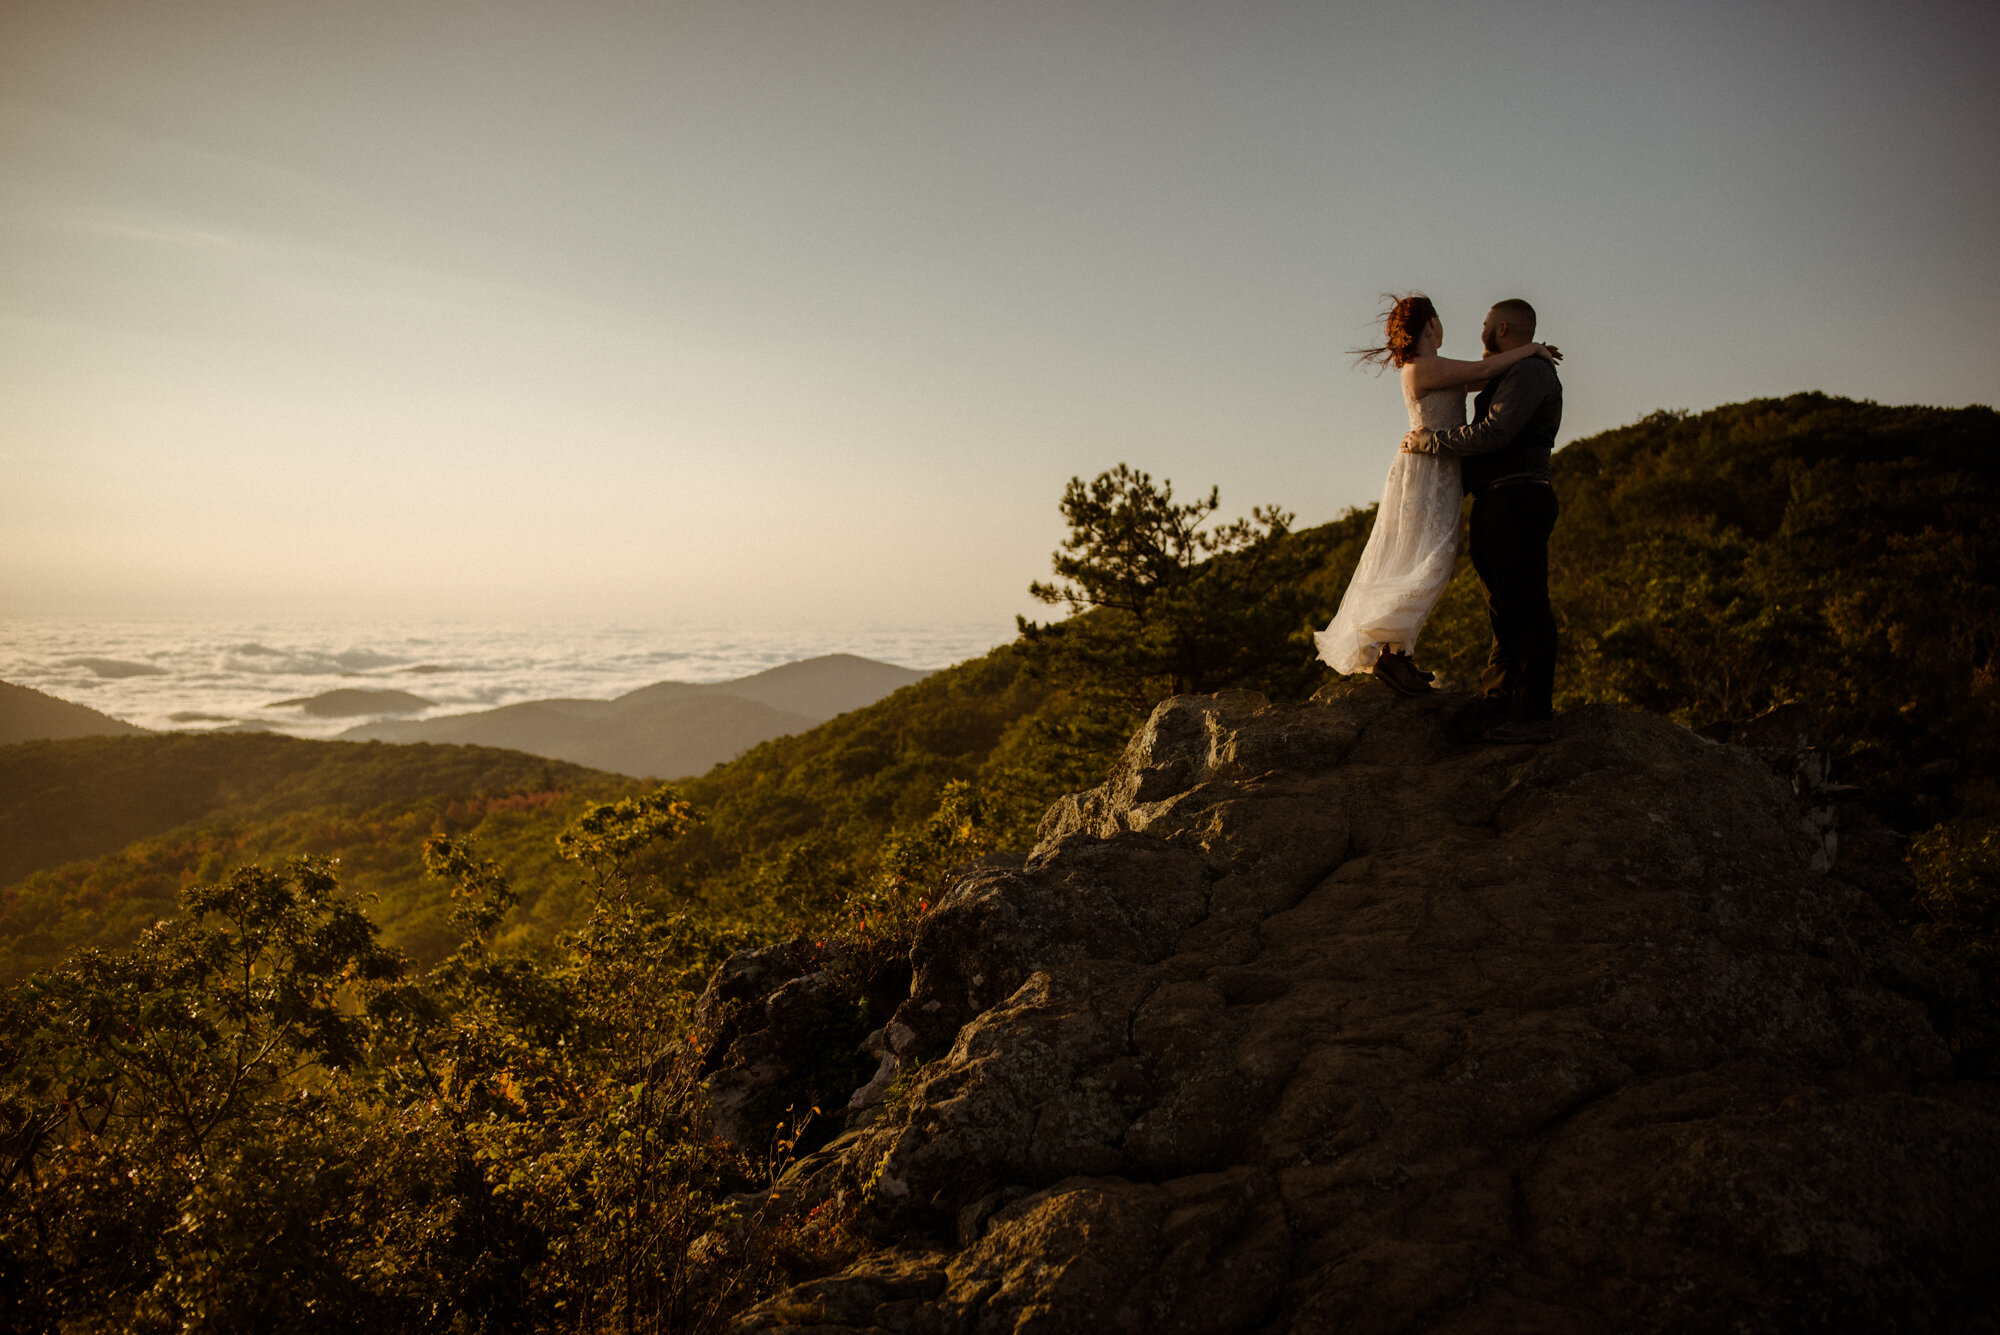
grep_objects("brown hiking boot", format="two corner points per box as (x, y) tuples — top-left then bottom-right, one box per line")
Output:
(1372, 650), (1434, 697)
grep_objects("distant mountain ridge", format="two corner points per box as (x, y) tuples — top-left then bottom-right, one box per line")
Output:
(339, 653), (931, 777)
(269, 688), (436, 717)
(0, 681), (149, 745)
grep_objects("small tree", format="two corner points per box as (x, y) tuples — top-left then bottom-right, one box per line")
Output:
(1017, 464), (1320, 712)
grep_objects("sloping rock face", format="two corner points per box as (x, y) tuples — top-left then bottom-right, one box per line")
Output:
(725, 686), (2000, 1333)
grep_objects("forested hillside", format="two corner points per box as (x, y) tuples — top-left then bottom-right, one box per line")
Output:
(1550, 394), (2000, 815)
(6, 393), (1999, 1332)
(0, 733), (614, 886)
(0, 736), (627, 976)
(0, 785), (645, 979)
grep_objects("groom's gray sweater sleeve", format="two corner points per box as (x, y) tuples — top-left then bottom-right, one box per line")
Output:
(1413, 359), (1557, 456)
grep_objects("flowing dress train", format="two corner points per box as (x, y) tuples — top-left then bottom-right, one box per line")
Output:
(1314, 383), (1466, 674)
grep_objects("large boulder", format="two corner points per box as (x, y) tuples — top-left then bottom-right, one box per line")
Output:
(725, 685), (1998, 1333)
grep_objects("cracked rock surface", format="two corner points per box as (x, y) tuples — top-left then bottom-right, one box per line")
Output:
(721, 685), (2000, 1333)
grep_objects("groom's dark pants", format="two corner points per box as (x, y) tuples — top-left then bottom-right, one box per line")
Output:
(1468, 482), (1560, 721)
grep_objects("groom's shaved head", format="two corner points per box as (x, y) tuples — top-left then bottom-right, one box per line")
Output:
(1481, 298), (1538, 354)
(1492, 299), (1537, 338)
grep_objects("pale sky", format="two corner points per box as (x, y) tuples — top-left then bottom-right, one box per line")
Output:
(3, 0), (1995, 628)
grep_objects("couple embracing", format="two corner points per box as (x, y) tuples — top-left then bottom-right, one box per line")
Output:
(1315, 294), (1564, 745)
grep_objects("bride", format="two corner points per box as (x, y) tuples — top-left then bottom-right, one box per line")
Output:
(1315, 294), (1560, 694)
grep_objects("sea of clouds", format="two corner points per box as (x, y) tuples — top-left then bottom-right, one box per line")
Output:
(1, 620), (1012, 740)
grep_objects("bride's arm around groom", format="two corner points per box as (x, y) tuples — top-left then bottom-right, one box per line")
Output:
(1400, 354), (1562, 466)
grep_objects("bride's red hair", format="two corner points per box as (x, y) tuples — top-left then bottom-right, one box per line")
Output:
(1352, 293), (1437, 370)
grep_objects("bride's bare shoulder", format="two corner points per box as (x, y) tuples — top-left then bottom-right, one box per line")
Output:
(1401, 358), (1456, 398)
(1405, 352), (1487, 394)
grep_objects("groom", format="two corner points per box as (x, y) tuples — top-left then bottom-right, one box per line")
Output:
(1401, 298), (1563, 745)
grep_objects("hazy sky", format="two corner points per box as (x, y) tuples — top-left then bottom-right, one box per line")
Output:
(3, 0), (1995, 629)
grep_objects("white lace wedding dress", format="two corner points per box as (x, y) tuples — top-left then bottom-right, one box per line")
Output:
(1314, 382), (1466, 674)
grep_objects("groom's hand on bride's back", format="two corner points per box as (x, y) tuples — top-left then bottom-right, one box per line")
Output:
(1401, 429), (1434, 454)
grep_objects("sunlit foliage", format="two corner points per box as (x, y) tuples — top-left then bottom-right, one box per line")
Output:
(0, 795), (842, 1333)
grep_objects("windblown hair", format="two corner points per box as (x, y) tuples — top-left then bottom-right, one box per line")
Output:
(1352, 292), (1438, 371)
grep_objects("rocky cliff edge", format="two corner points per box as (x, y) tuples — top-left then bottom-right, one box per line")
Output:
(701, 684), (1999, 1333)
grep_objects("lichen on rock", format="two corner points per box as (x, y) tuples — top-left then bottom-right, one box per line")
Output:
(705, 685), (1999, 1333)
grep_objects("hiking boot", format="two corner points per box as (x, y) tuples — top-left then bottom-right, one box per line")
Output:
(1373, 650), (1434, 697)
(1483, 718), (1560, 745)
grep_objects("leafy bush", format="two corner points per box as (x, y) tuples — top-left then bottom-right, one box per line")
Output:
(0, 794), (849, 1333)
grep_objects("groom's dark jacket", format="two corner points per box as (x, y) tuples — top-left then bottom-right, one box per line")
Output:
(1414, 357), (1563, 495)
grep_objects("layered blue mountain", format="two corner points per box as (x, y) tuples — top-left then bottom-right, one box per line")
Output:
(338, 653), (930, 778)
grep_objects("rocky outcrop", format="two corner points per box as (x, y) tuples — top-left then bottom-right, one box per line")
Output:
(708, 684), (2000, 1333)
